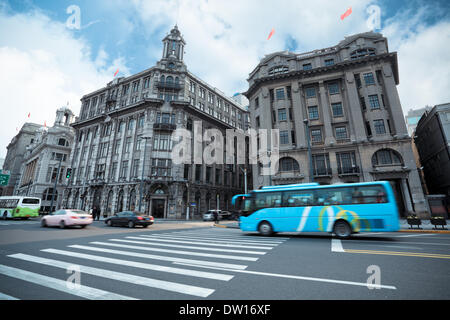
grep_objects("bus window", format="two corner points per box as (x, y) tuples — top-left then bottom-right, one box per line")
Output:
(22, 198), (40, 204)
(352, 185), (387, 204)
(254, 192), (282, 209)
(283, 190), (314, 206)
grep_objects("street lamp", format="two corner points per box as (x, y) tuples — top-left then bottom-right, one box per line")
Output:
(50, 154), (63, 213)
(303, 119), (314, 182)
(138, 135), (152, 212)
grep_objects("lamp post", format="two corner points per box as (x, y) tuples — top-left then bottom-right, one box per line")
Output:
(239, 166), (248, 194)
(138, 135), (151, 212)
(303, 119), (314, 182)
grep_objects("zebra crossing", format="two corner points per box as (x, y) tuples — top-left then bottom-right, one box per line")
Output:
(0, 228), (289, 300)
(0, 220), (39, 226)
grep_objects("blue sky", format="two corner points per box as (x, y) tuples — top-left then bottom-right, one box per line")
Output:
(1, 0), (450, 158)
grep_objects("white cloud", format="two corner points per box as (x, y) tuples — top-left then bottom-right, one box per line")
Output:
(0, 8), (130, 158)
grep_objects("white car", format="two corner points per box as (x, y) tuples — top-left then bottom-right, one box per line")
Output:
(41, 209), (93, 229)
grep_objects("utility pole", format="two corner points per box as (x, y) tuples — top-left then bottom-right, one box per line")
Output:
(240, 166), (248, 194)
(50, 154), (63, 213)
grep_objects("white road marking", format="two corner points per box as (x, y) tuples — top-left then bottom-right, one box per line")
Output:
(395, 234), (438, 238)
(0, 292), (19, 300)
(173, 262), (397, 290)
(42, 248), (233, 281)
(169, 230), (292, 240)
(134, 235), (275, 250)
(331, 239), (345, 252)
(114, 238), (267, 255)
(89, 241), (259, 261)
(141, 234), (283, 245)
(0, 263), (136, 300)
(8, 253), (214, 298)
(166, 232), (289, 242)
(68, 244), (248, 270)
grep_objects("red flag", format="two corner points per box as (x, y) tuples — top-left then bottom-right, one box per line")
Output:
(114, 69), (119, 77)
(340, 7), (352, 20)
(44, 121), (46, 127)
(267, 28), (275, 40)
(27, 112), (30, 118)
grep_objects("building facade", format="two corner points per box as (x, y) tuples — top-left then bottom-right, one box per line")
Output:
(405, 106), (432, 136)
(15, 107), (75, 213)
(245, 31), (427, 217)
(65, 26), (250, 219)
(414, 103), (450, 202)
(2, 123), (42, 196)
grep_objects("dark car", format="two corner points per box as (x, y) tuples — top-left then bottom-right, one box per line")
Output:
(104, 211), (154, 228)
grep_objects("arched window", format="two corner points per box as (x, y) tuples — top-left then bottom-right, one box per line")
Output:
(117, 190), (124, 212)
(278, 157), (300, 172)
(43, 188), (57, 201)
(372, 149), (403, 166)
(166, 76), (174, 84)
(128, 189), (136, 211)
(350, 48), (376, 60)
(58, 138), (68, 147)
(154, 189), (165, 195)
(160, 75), (165, 83)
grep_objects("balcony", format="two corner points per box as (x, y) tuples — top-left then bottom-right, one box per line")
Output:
(338, 166), (360, 176)
(155, 81), (184, 91)
(153, 123), (177, 131)
(313, 167), (332, 177)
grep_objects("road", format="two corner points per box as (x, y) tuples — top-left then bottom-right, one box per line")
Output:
(0, 218), (449, 300)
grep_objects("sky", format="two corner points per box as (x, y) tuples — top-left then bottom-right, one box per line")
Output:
(1, 0), (450, 158)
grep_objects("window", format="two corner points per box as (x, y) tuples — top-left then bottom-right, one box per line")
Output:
(303, 63), (312, 70)
(355, 74), (362, 88)
(255, 116), (260, 129)
(291, 130), (296, 145)
(254, 97), (259, 109)
(374, 119), (386, 134)
(113, 140), (121, 155)
(324, 59), (334, 66)
(328, 83), (339, 95)
(312, 154), (331, 176)
(308, 106), (319, 120)
(372, 149), (403, 166)
(336, 152), (358, 174)
(254, 192), (282, 210)
(132, 159), (140, 178)
(58, 138), (67, 147)
(363, 73), (375, 85)
(95, 164), (106, 180)
(368, 95), (380, 109)
(127, 119), (135, 131)
(311, 129), (322, 143)
(305, 87), (316, 98)
(138, 114), (145, 128)
(360, 96), (367, 111)
(135, 137), (142, 151)
(279, 157), (299, 172)
(153, 134), (172, 151)
(280, 130), (289, 144)
(124, 137), (131, 153)
(276, 88), (285, 100)
(365, 121), (372, 136)
(110, 162), (118, 180)
(215, 168), (221, 185)
(42, 188), (57, 201)
(120, 161), (129, 178)
(331, 102), (343, 117)
(122, 84), (129, 95)
(335, 126), (348, 140)
(206, 166), (212, 183)
(118, 121), (125, 133)
(143, 77), (150, 89)
(376, 70), (383, 85)
(278, 109), (287, 121)
(195, 164), (202, 182)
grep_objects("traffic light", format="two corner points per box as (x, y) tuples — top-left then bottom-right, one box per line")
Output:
(66, 168), (72, 179)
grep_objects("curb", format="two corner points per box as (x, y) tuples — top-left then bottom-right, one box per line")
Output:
(214, 223), (239, 229)
(399, 229), (450, 234)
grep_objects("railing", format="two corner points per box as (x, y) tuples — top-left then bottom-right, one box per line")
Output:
(153, 123), (177, 131)
(313, 167), (332, 177)
(338, 166), (360, 175)
(154, 81), (184, 90)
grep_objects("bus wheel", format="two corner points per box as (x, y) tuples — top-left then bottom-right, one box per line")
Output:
(258, 221), (273, 236)
(333, 220), (352, 239)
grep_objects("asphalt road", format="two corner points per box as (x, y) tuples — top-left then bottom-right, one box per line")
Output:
(0, 218), (449, 300)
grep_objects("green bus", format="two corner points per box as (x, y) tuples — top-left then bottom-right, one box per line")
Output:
(0, 196), (41, 219)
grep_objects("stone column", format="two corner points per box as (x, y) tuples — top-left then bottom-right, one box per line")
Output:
(318, 81), (335, 145)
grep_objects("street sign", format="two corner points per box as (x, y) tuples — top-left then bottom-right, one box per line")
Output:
(0, 173), (10, 186)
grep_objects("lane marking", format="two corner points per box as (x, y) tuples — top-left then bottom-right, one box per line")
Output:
(116, 238), (267, 255)
(89, 241), (259, 261)
(343, 249), (450, 259)
(68, 245), (248, 270)
(42, 248), (233, 281)
(173, 262), (397, 290)
(331, 239), (345, 252)
(396, 234), (438, 238)
(168, 230), (292, 240)
(139, 234), (283, 245)
(0, 263), (136, 300)
(160, 233), (287, 243)
(0, 292), (19, 300)
(8, 253), (214, 298)
(341, 239), (450, 247)
(129, 236), (274, 250)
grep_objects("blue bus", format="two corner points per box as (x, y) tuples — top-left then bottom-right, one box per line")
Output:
(232, 181), (400, 238)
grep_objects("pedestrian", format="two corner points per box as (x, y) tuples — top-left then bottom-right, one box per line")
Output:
(95, 207), (100, 221)
(213, 210), (219, 224)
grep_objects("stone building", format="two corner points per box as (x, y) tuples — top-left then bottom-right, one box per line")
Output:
(15, 107), (75, 213)
(64, 26), (250, 219)
(244, 31), (427, 217)
(2, 123), (42, 196)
